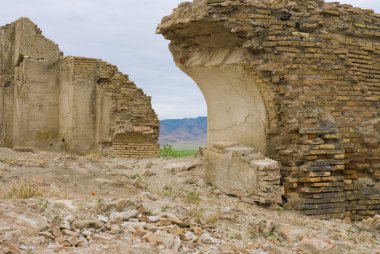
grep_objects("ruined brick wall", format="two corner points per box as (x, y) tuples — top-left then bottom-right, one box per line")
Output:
(0, 18), (159, 157)
(158, 0), (380, 219)
(61, 57), (159, 157)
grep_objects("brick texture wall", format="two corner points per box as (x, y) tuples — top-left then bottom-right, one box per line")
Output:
(158, 0), (380, 219)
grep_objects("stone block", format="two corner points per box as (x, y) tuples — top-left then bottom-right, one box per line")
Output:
(205, 143), (284, 205)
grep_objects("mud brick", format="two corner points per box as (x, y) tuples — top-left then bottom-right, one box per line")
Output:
(156, 0), (380, 219)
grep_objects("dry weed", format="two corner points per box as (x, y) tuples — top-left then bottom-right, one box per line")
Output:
(182, 191), (201, 204)
(3, 181), (43, 199)
(145, 162), (154, 169)
(85, 152), (102, 163)
(205, 210), (223, 224)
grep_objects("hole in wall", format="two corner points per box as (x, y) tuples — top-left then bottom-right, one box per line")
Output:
(183, 65), (268, 153)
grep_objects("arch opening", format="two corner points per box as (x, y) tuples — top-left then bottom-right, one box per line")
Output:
(180, 65), (268, 154)
(175, 52), (283, 205)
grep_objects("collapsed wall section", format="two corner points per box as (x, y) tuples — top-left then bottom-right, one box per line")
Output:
(0, 18), (159, 157)
(157, 0), (380, 219)
(60, 56), (160, 157)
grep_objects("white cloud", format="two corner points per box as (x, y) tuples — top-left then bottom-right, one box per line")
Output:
(0, 0), (378, 119)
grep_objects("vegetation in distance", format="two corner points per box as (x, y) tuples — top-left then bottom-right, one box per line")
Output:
(160, 144), (198, 158)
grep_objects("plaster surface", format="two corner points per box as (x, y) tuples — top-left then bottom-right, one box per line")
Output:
(0, 18), (159, 157)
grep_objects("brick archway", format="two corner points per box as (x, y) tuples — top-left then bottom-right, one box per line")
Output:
(158, 0), (380, 219)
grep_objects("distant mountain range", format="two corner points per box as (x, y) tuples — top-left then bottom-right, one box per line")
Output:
(159, 117), (207, 149)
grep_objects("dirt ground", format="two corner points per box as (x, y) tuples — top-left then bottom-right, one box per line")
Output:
(0, 147), (379, 254)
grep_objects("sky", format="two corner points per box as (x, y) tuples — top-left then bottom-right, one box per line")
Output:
(0, 0), (379, 120)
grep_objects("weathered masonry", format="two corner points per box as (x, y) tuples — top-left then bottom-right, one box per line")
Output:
(158, 0), (380, 219)
(0, 18), (159, 157)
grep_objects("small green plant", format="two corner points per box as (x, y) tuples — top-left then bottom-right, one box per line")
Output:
(188, 206), (204, 223)
(163, 185), (174, 197)
(0, 158), (10, 164)
(274, 206), (284, 215)
(266, 231), (282, 242)
(95, 197), (105, 211)
(4, 181), (43, 199)
(160, 144), (178, 157)
(37, 198), (49, 212)
(127, 173), (141, 180)
(356, 231), (373, 244)
(183, 191), (201, 204)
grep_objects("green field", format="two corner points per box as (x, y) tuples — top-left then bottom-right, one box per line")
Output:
(160, 144), (200, 158)
(175, 148), (198, 157)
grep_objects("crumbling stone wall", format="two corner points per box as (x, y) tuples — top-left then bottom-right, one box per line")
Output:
(0, 18), (159, 157)
(158, 0), (380, 219)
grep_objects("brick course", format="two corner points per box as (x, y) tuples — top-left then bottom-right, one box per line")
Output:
(158, 0), (380, 219)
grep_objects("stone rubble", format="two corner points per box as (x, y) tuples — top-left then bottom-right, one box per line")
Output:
(0, 148), (378, 253)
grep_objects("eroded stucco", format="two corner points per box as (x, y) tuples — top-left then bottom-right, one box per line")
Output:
(0, 18), (159, 157)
